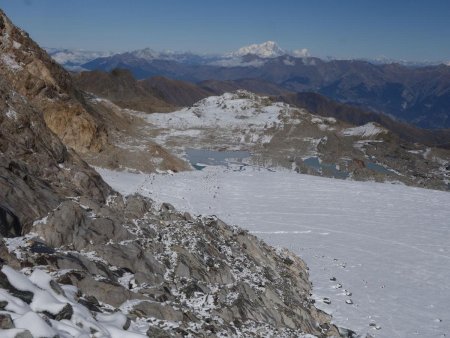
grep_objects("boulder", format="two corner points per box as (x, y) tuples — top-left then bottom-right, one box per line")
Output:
(0, 313), (14, 329)
(0, 206), (21, 237)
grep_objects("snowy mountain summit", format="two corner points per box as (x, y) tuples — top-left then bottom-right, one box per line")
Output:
(229, 41), (286, 58)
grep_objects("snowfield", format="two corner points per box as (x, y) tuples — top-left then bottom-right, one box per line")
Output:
(98, 166), (450, 338)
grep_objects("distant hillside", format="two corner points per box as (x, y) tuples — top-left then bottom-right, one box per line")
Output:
(278, 92), (450, 149)
(141, 76), (214, 107)
(199, 78), (290, 96)
(73, 69), (174, 112)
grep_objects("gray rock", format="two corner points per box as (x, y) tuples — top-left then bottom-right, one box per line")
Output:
(125, 195), (151, 218)
(122, 316), (131, 330)
(78, 297), (101, 313)
(339, 327), (357, 338)
(146, 326), (173, 338)
(76, 276), (145, 308)
(49, 280), (66, 296)
(0, 206), (21, 237)
(55, 303), (73, 321)
(0, 313), (14, 329)
(132, 301), (184, 322)
(0, 271), (34, 304)
(13, 330), (33, 338)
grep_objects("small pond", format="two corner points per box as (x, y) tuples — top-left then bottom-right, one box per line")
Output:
(185, 148), (251, 170)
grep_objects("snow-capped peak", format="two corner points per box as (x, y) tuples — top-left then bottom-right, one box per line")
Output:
(229, 41), (286, 58)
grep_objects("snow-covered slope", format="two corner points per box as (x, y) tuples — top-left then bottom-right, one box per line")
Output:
(98, 166), (450, 338)
(145, 90), (307, 153)
(148, 91), (278, 128)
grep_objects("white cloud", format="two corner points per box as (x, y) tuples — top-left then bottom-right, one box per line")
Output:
(291, 48), (310, 57)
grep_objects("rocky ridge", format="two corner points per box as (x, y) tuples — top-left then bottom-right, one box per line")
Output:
(0, 10), (346, 338)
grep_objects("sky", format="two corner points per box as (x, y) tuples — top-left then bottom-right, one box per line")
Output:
(1, 0), (450, 62)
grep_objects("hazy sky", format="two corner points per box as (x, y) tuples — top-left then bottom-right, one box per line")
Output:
(1, 0), (450, 61)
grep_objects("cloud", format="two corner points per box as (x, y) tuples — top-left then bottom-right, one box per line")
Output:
(291, 48), (310, 57)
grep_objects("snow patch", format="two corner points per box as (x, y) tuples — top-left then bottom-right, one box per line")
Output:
(1, 54), (22, 71)
(342, 122), (387, 137)
(12, 41), (21, 49)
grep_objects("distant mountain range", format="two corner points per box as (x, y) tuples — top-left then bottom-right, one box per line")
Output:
(48, 41), (450, 129)
(45, 48), (114, 71)
(47, 41), (449, 71)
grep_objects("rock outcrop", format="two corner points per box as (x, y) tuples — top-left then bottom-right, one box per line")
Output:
(0, 9), (106, 153)
(0, 75), (111, 234)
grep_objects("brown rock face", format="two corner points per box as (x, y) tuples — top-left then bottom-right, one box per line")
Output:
(0, 10), (106, 153)
(0, 76), (111, 233)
